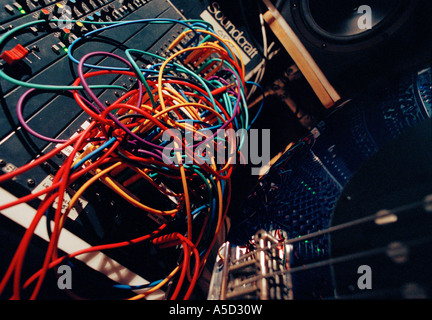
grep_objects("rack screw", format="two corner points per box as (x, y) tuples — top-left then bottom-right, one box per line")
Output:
(27, 179), (35, 187)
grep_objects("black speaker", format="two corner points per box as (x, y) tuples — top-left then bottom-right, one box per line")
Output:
(270, 0), (432, 99)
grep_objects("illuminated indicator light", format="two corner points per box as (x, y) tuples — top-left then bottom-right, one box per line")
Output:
(64, 48), (68, 52)
(308, 187), (311, 190)
(20, 9), (26, 14)
(317, 248), (321, 252)
(312, 191), (316, 195)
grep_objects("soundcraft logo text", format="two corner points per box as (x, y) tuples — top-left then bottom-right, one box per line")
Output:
(201, 2), (259, 64)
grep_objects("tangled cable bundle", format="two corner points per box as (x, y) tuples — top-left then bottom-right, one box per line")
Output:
(0, 17), (263, 300)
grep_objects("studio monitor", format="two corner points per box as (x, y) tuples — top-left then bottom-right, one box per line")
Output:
(263, 0), (432, 103)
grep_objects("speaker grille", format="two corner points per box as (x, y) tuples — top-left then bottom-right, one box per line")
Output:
(285, 0), (422, 51)
(301, 0), (405, 41)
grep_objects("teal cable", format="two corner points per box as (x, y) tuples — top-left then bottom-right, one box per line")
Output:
(0, 20), (126, 92)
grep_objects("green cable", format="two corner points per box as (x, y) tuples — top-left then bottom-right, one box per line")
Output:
(124, 49), (157, 109)
(192, 167), (220, 247)
(124, 48), (219, 112)
(0, 18), (211, 92)
(0, 20), (127, 92)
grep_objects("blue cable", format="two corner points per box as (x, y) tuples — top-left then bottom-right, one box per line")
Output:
(190, 22), (214, 32)
(67, 18), (202, 70)
(197, 124), (222, 132)
(191, 204), (210, 218)
(113, 279), (163, 290)
(72, 137), (117, 171)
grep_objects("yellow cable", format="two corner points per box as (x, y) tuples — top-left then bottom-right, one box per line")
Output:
(58, 162), (123, 231)
(127, 265), (180, 300)
(158, 42), (242, 111)
(100, 174), (181, 216)
(170, 28), (246, 80)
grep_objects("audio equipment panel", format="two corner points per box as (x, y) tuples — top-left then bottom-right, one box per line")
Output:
(0, 0), (430, 302)
(0, 0), (188, 300)
(0, 0), (263, 300)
